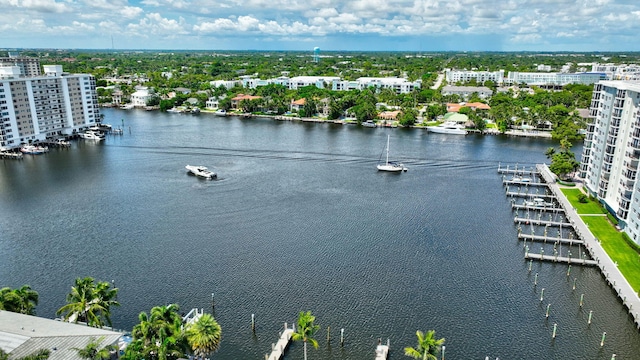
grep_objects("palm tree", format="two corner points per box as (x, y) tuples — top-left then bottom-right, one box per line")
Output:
(57, 277), (119, 327)
(130, 304), (186, 360)
(74, 337), (110, 360)
(404, 330), (445, 360)
(291, 311), (319, 360)
(186, 313), (222, 359)
(0, 285), (38, 315)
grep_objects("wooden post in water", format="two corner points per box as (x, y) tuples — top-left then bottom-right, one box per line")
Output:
(251, 314), (255, 333)
(546, 304), (551, 318)
(600, 332), (606, 347)
(327, 326), (331, 343)
(340, 328), (344, 347)
(211, 293), (215, 311)
(588, 310), (593, 325)
(528, 259), (532, 272)
(573, 278), (577, 291)
(540, 288), (545, 302)
(534, 273), (538, 286)
(552, 323), (557, 339)
(580, 294), (584, 307)
(567, 265), (571, 276)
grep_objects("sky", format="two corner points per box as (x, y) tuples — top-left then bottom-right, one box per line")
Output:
(2, 0), (640, 52)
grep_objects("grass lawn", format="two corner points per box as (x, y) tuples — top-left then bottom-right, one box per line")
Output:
(560, 188), (606, 214)
(582, 216), (640, 292)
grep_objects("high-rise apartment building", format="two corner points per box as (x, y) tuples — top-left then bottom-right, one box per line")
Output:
(581, 80), (640, 243)
(0, 56), (41, 77)
(0, 65), (100, 150)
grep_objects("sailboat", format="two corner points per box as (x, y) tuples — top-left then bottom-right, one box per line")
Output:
(377, 135), (407, 172)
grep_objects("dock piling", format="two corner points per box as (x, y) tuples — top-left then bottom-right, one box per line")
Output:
(546, 304), (551, 318)
(540, 288), (545, 302)
(340, 328), (345, 347)
(552, 323), (557, 339)
(252, 314), (255, 333)
(588, 310), (593, 325)
(580, 294), (584, 307)
(600, 332), (606, 347)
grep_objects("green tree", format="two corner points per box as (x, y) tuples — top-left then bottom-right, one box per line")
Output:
(128, 304), (186, 360)
(398, 108), (418, 126)
(74, 337), (110, 360)
(404, 330), (445, 360)
(185, 313), (222, 359)
(549, 138), (579, 180)
(56, 277), (119, 327)
(291, 311), (320, 360)
(0, 285), (38, 315)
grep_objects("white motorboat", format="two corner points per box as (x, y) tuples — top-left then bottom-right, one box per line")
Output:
(20, 145), (49, 154)
(426, 121), (468, 135)
(524, 198), (554, 207)
(79, 130), (105, 140)
(186, 165), (217, 179)
(377, 135), (407, 172)
(214, 109), (227, 116)
(362, 120), (377, 128)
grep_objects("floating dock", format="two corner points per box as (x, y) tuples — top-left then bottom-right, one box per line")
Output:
(0, 151), (23, 159)
(266, 324), (295, 360)
(511, 203), (562, 212)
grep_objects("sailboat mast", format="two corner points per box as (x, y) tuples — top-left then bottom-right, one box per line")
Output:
(386, 135), (390, 165)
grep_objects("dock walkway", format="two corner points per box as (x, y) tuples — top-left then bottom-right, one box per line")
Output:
(514, 217), (571, 227)
(518, 233), (584, 245)
(537, 164), (640, 330)
(267, 324), (295, 360)
(525, 252), (597, 266)
(506, 192), (556, 199)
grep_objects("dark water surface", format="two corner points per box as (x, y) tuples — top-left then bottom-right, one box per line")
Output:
(1, 109), (638, 359)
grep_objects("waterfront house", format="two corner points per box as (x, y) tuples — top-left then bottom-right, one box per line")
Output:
(290, 98), (306, 113)
(231, 94), (261, 109)
(130, 86), (154, 107)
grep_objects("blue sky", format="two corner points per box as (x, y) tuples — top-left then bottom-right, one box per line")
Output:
(2, 0), (640, 51)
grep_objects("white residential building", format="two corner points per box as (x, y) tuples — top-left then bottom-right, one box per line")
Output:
(0, 65), (99, 150)
(130, 86), (153, 107)
(445, 69), (603, 87)
(441, 85), (493, 100)
(581, 80), (640, 243)
(505, 72), (604, 86)
(239, 75), (419, 94)
(445, 69), (505, 84)
(0, 56), (41, 77)
(210, 80), (240, 89)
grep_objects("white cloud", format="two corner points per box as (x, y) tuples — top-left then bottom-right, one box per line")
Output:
(4, 0), (69, 13)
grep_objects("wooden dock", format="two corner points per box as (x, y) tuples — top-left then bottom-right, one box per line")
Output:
(497, 164), (538, 176)
(518, 233), (584, 245)
(375, 339), (390, 360)
(0, 151), (23, 159)
(503, 180), (546, 186)
(525, 252), (597, 266)
(266, 324), (295, 360)
(511, 203), (562, 212)
(506, 192), (556, 199)
(514, 217), (571, 227)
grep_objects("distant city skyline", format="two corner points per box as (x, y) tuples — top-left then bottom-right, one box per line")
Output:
(2, 0), (640, 52)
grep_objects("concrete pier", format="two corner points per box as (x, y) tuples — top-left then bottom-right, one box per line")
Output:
(536, 164), (640, 330)
(514, 217), (571, 227)
(506, 192), (556, 199)
(518, 233), (584, 245)
(267, 323), (295, 360)
(511, 203), (563, 212)
(525, 252), (597, 266)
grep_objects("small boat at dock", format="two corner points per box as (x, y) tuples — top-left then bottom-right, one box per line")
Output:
(20, 145), (49, 154)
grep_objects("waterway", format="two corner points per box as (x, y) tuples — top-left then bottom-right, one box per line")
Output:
(1, 109), (638, 359)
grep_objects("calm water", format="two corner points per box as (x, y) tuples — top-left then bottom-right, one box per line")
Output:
(1, 109), (638, 360)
